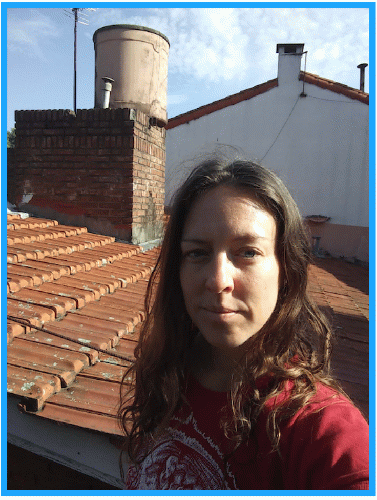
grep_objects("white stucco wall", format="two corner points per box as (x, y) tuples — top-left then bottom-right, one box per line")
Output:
(165, 79), (369, 230)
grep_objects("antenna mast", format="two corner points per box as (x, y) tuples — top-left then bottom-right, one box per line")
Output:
(73, 7), (78, 113)
(64, 7), (96, 113)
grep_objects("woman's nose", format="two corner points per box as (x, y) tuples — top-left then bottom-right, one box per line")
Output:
(205, 254), (235, 293)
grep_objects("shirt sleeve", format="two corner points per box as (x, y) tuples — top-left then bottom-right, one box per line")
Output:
(281, 396), (369, 490)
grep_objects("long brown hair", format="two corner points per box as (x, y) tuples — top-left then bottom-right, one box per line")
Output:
(119, 154), (338, 465)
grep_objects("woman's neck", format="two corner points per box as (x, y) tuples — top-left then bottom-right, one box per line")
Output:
(189, 336), (245, 392)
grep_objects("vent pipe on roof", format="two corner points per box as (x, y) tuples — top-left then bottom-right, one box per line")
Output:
(101, 77), (114, 109)
(357, 63), (368, 92)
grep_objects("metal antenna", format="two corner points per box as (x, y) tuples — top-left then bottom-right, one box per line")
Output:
(64, 8), (96, 113)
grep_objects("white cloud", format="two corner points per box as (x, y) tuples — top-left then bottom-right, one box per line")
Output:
(90, 7), (369, 89)
(7, 12), (60, 61)
(91, 8), (250, 83)
(313, 48), (326, 62)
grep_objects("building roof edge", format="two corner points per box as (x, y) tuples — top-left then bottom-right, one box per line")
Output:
(166, 71), (368, 130)
(300, 72), (369, 104)
(166, 78), (278, 130)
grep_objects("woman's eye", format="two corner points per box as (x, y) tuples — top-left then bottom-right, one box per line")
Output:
(183, 249), (208, 260)
(240, 248), (258, 258)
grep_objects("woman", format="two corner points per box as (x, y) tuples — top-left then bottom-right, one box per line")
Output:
(119, 156), (369, 490)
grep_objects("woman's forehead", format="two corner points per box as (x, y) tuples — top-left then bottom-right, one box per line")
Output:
(188, 184), (273, 220)
(182, 185), (277, 241)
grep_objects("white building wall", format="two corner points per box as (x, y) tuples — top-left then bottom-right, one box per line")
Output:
(166, 81), (369, 231)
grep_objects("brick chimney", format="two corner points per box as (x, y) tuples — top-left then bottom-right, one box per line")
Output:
(276, 43), (304, 86)
(10, 107), (165, 246)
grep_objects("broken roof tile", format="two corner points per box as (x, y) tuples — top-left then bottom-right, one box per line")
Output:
(7, 365), (61, 412)
(44, 375), (121, 416)
(8, 337), (90, 388)
(7, 319), (31, 343)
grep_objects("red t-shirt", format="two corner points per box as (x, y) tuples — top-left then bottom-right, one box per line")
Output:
(125, 376), (369, 490)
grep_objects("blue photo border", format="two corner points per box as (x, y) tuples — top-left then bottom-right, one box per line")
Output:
(2, 1), (375, 496)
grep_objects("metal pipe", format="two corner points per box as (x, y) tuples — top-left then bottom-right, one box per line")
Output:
(357, 63), (368, 92)
(73, 8), (78, 113)
(101, 77), (114, 108)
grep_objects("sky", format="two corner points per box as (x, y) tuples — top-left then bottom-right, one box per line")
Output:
(6, 5), (370, 131)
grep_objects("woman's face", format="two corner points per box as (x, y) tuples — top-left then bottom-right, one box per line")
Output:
(180, 185), (281, 354)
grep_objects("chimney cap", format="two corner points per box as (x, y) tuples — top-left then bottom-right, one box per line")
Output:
(276, 43), (304, 54)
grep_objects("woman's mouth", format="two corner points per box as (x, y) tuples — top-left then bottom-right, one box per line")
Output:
(202, 307), (238, 321)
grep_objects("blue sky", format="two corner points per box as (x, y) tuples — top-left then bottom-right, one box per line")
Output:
(6, 5), (370, 131)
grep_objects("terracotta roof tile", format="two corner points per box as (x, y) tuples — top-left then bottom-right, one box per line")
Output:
(44, 318), (120, 351)
(7, 319), (31, 343)
(10, 288), (77, 318)
(17, 259), (70, 279)
(8, 338), (90, 388)
(73, 269), (122, 293)
(7, 219), (55, 231)
(8, 365), (61, 412)
(7, 214), (369, 436)
(40, 256), (83, 274)
(7, 297), (56, 326)
(7, 216), (58, 228)
(98, 338), (137, 366)
(8, 262), (55, 284)
(8, 246), (43, 263)
(27, 282), (94, 308)
(41, 376), (121, 415)
(7, 250), (27, 264)
(30, 402), (122, 435)
(8, 230), (43, 245)
(13, 328), (99, 364)
(80, 361), (125, 383)
(8, 272), (35, 292)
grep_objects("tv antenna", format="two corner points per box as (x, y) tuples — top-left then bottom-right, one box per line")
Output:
(64, 8), (96, 113)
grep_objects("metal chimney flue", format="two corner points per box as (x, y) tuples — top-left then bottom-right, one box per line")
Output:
(101, 77), (114, 108)
(357, 63), (368, 92)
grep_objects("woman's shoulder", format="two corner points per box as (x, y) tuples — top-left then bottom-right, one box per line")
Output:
(262, 378), (369, 444)
(270, 381), (369, 490)
(263, 377), (362, 413)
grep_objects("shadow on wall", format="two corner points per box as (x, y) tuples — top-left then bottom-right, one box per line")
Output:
(7, 443), (120, 490)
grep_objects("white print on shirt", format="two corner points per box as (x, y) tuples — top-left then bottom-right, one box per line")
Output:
(125, 412), (237, 490)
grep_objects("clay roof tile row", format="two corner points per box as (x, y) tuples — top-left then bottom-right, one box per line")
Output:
(7, 213), (369, 437)
(7, 213), (155, 432)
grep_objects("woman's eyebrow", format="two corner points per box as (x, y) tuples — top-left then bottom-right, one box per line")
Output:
(181, 234), (269, 244)
(181, 238), (208, 244)
(233, 234), (269, 242)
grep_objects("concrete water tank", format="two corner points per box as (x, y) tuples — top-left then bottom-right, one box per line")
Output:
(93, 25), (170, 125)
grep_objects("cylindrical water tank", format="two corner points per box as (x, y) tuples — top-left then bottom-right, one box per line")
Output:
(93, 25), (170, 125)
